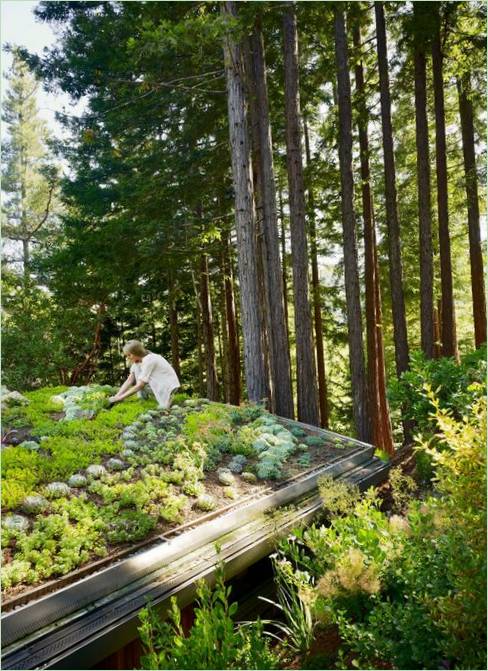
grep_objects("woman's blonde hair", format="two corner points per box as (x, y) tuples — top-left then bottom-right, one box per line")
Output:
(123, 340), (148, 357)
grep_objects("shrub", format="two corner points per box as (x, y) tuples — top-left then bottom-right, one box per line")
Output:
(388, 346), (486, 437)
(278, 393), (487, 670)
(138, 565), (278, 669)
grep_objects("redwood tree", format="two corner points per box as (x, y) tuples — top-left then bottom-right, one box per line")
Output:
(249, 20), (294, 418)
(374, 1), (409, 377)
(352, 20), (393, 454)
(222, 0), (267, 402)
(334, 6), (370, 443)
(457, 73), (486, 348)
(282, 1), (319, 425)
(431, 4), (458, 359)
(413, 2), (435, 358)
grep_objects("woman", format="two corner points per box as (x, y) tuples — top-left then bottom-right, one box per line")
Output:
(109, 340), (180, 408)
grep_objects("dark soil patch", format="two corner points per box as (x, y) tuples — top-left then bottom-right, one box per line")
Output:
(1, 426), (32, 446)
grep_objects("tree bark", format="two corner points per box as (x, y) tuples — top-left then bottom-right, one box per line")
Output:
(222, 0), (268, 403)
(433, 301), (442, 358)
(246, 41), (272, 408)
(192, 270), (207, 398)
(334, 7), (370, 443)
(303, 119), (329, 428)
(168, 279), (181, 378)
(278, 183), (291, 339)
(457, 74), (486, 347)
(219, 249), (230, 403)
(353, 23), (393, 454)
(250, 19), (294, 418)
(283, 2), (319, 425)
(374, 1), (409, 377)
(432, 11), (458, 359)
(413, 15), (435, 359)
(199, 253), (219, 401)
(222, 232), (241, 405)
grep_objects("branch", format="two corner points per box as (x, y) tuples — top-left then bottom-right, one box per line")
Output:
(30, 179), (56, 235)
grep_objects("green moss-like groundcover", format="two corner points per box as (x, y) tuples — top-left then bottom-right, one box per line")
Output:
(1, 386), (328, 592)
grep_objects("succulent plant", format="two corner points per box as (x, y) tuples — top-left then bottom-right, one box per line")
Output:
(86, 464), (107, 479)
(223, 486), (238, 499)
(304, 435), (325, 447)
(2, 514), (30, 532)
(45, 482), (71, 498)
(107, 458), (127, 471)
(194, 494), (216, 511)
(22, 495), (49, 514)
(218, 469), (235, 486)
(228, 454), (247, 473)
(241, 471), (257, 483)
(297, 453), (311, 467)
(68, 474), (88, 488)
(19, 440), (40, 451)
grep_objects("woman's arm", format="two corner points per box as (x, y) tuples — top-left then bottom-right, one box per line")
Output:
(110, 372), (136, 403)
(110, 379), (146, 403)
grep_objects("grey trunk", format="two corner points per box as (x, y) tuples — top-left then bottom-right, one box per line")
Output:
(222, 0), (267, 402)
(249, 20), (294, 418)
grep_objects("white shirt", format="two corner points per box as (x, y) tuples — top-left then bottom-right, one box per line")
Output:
(131, 352), (180, 408)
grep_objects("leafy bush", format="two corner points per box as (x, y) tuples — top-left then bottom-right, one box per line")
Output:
(388, 346), (486, 436)
(138, 565), (278, 669)
(278, 394), (487, 670)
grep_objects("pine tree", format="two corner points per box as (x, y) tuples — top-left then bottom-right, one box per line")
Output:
(1, 51), (58, 284)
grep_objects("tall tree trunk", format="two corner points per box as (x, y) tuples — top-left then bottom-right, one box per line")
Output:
(282, 2), (319, 425)
(168, 280), (181, 378)
(250, 19), (294, 418)
(413, 14), (435, 359)
(222, 0), (267, 403)
(278, 183), (290, 339)
(374, 1), (409, 377)
(199, 253), (219, 401)
(353, 23), (393, 454)
(192, 272), (206, 398)
(303, 119), (329, 428)
(457, 73), (486, 347)
(246, 45), (272, 408)
(432, 11), (458, 359)
(334, 7), (370, 443)
(219, 250), (230, 403)
(433, 301), (442, 358)
(222, 232), (241, 405)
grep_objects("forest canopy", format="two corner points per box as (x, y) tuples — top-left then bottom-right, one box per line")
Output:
(2, 0), (486, 449)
